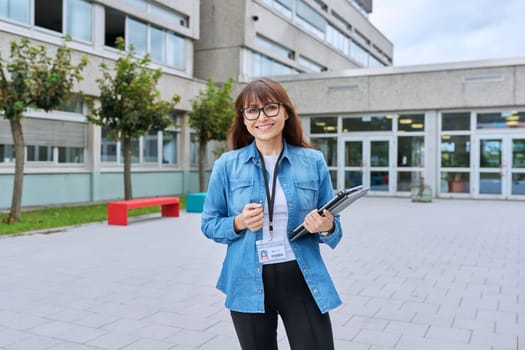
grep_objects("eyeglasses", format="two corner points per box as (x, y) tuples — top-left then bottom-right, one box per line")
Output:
(241, 103), (282, 121)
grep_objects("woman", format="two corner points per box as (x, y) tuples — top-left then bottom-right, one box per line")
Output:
(201, 78), (342, 350)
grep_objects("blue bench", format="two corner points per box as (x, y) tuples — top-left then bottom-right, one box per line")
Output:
(186, 192), (207, 213)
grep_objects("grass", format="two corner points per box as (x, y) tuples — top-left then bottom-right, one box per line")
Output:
(0, 197), (186, 236)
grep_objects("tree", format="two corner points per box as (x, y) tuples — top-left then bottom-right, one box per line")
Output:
(88, 38), (180, 200)
(188, 78), (235, 192)
(0, 37), (87, 223)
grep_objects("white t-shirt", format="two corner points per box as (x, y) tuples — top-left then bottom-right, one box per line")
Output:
(261, 155), (296, 264)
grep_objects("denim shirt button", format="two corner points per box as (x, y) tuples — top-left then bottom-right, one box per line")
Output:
(313, 289), (318, 293)
(256, 268), (260, 272)
(303, 268), (308, 273)
(257, 289), (263, 294)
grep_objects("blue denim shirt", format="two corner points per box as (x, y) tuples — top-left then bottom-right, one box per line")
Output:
(201, 140), (342, 314)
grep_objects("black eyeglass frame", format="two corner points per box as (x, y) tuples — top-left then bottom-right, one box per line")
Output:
(240, 102), (282, 121)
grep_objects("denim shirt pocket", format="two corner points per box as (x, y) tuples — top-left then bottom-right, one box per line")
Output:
(295, 179), (319, 211)
(230, 178), (255, 214)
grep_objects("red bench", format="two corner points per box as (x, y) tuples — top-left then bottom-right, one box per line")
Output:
(107, 196), (180, 226)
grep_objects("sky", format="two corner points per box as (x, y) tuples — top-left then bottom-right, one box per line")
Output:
(368, 0), (525, 67)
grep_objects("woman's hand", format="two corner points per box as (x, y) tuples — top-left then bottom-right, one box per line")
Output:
(303, 209), (334, 235)
(234, 203), (264, 232)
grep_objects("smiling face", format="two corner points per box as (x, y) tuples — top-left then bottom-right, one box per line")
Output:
(231, 78), (310, 151)
(242, 98), (288, 150)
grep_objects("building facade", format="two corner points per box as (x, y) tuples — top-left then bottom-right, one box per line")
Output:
(194, 0), (392, 82)
(278, 60), (525, 200)
(0, 0), (524, 209)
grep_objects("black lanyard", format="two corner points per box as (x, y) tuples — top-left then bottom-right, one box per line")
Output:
(258, 147), (284, 238)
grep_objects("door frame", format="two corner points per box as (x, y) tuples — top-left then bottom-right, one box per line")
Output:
(338, 135), (395, 193)
(473, 134), (525, 199)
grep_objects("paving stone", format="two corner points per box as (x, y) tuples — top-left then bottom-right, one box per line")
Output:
(0, 198), (522, 350)
(86, 332), (139, 350)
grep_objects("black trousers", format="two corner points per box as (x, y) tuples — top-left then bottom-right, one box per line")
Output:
(230, 260), (334, 350)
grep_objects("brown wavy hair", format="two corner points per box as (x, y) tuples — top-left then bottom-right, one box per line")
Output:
(229, 78), (312, 150)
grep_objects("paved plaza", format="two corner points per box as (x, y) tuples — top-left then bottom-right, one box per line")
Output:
(0, 197), (523, 350)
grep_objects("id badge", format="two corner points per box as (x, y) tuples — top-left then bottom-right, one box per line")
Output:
(256, 239), (286, 263)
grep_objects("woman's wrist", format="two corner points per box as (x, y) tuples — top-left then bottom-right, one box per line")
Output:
(233, 215), (244, 233)
(319, 222), (335, 236)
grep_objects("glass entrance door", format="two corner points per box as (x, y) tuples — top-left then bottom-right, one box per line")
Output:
(474, 135), (525, 198)
(340, 137), (394, 192)
(510, 137), (525, 196)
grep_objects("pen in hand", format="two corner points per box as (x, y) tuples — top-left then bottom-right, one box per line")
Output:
(234, 202), (263, 232)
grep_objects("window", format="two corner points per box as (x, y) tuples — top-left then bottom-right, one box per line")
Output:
(397, 171), (422, 192)
(513, 139), (525, 168)
(57, 95), (84, 113)
(276, 0), (292, 8)
(311, 117), (337, 134)
(477, 111), (525, 129)
(440, 112), (471, 194)
(58, 146), (84, 163)
(0, 0), (30, 23)
(311, 137), (337, 189)
(256, 35), (294, 60)
(104, 9), (187, 70)
(33, 0), (92, 41)
(296, 0), (327, 39)
(167, 33), (185, 69)
(311, 137), (337, 167)
(150, 26), (166, 62)
(441, 172), (470, 193)
(350, 40), (368, 67)
(143, 130), (158, 163)
(343, 115), (392, 132)
(101, 127), (117, 162)
(477, 112), (506, 129)
(162, 131), (178, 164)
(398, 114), (425, 132)
(116, 0), (189, 27)
(369, 55), (384, 68)
(251, 51), (300, 78)
(190, 132), (199, 167)
(66, 0), (92, 41)
(25, 118), (86, 163)
(101, 123), (180, 166)
(27, 145), (53, 162)
(326, 24), (350, 55)
(442, 112), (470, 131)
(35, 0), (62, 32)
(261, 0), (292, 18)
(127, 138), (140, 163)
(441, 135), (470, 168)
(1, 117), (86, 165)
(0, 144), (15, 163)
(298, 56), (325, 72)
(397, 136), (424, 167)
(105, 8), (125, 47)
(128, 18), (148, 55)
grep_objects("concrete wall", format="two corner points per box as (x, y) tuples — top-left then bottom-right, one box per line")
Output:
(275, 58), (525, 115)
(194, 0), (245, 81)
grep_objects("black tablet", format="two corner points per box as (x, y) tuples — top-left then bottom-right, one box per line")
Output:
(289, 185), (369, 242)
